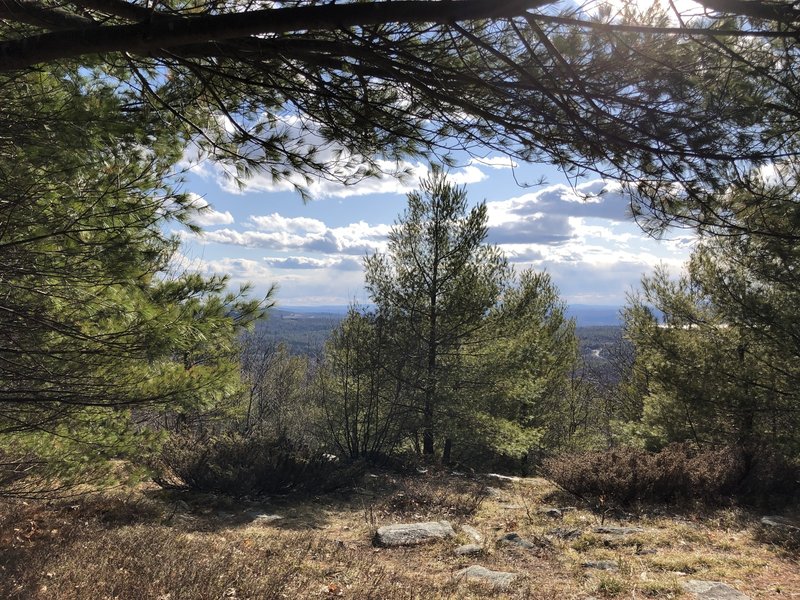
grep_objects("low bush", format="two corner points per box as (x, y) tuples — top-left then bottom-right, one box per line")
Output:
(540, 443), (799, 507)
(153, 432), (361, 497)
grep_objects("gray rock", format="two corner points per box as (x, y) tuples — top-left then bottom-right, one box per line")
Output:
(761, 515), (800, 531)
(456, 565), (518, 589)
(498, 532), (536, 549)
(593, 526), (644, 536)
(542, 507), (562, 518)
(581, 560), (619, 571)
(547, 527), (583, 540)
(454, 543), (483, 556)
(373, 521), (455, 547)
(484, 486), (506, 499)
(486, 473), (522, 482)
(682, 580), (751, 600)
(497, 532), (553, 550)
(248, 513), (283, 524)
(461, 524), (483, 543)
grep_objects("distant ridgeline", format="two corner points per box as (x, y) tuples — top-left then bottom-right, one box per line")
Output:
(254, 305), (623, 358)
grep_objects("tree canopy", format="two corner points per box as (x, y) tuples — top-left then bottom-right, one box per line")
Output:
(2, 0), (799, 230)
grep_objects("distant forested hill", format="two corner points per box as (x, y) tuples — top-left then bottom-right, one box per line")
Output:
(253, 309), (344, 355)
(254, 306), (624, 362)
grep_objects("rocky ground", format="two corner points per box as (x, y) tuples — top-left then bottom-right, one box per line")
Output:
(1, 470), (797, 599)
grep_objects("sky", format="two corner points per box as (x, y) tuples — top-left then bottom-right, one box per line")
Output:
(165, 0), (708, 310)
(171, 151), (695, 309)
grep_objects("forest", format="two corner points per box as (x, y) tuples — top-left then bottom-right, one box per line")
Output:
(1, 0), (799, 597)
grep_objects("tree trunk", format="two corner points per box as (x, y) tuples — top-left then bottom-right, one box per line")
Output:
(443, 437), (452, 463)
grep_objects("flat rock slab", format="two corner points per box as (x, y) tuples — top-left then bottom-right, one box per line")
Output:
(593, 526), (644, 536)
(373, 521), (455, 547)
(582, 560), (619, 571)
(682, 580), (750, 600)
(454, 543), (483, 556)
(456, 565), (518, 589)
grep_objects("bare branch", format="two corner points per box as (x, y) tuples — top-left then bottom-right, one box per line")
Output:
(0, 0), (96, 30)
(0, 0), (552, 70)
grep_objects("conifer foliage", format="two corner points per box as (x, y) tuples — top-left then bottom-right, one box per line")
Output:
(0, 68), (268, 495)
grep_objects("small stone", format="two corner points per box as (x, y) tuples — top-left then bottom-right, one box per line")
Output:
(461, 524), (483, 543)
(582, 560), (619, 571)
(373, 521), (455, 547)
(454, 543), (483, 556)
(456, 565), (518, 589)
(543, 508), (562, 518)
(682, 579), (751, 600)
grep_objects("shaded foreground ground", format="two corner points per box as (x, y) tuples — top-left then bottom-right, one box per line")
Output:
(1, 471), (797, 599)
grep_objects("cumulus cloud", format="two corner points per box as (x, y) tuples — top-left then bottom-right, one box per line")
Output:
(185, 193), (234, 226)
(209, 158), (501, 199)
(263, 256), (362, 271)
(173, 252), (368, 305)
(249, 213), (327, 235)
(172, 174), (695, 305)
(483, 179), (631, 245)
(186, 216), (391, 256)
(186, 111), (518, 200)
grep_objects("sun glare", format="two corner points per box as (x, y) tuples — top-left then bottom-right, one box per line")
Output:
(585, 0), (705, 21)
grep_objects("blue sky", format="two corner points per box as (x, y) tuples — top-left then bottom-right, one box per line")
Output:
(172, 153), (694, 309)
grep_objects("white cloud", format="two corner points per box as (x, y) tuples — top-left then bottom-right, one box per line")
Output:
(184, 218), (391, 256)
(185, 193), (234, 226)
(209, 158), (499, 199)
(484, 179), (631, 245)
(173, 174), (695, 305)
(249, 213), (327, 235)
(174, 252), (368, 306)
(263, 256), (362, 271)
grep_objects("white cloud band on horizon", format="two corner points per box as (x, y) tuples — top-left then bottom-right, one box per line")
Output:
(174, 177), (694, 306)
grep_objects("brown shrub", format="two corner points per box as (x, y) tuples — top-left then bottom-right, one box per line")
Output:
(379, 476), (487, 520)
(540, 443), (798, 507)
(154, 432), (362, 497)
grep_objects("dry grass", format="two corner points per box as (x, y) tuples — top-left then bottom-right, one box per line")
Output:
(1, 471), (798, 599)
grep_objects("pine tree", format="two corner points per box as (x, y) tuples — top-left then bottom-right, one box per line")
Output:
(0, 67), (268, 495)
